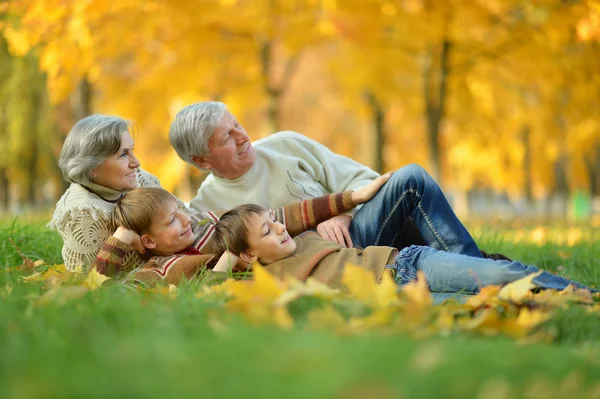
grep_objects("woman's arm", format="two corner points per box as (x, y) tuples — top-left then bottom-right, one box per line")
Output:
(56, 208), (114, 271)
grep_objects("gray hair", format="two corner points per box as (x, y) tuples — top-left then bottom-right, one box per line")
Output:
(169, 101), (227, 165)
(58, 115), (134, 185)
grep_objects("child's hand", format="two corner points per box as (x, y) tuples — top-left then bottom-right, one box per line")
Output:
(213, 251), (240, 273)
(113, 226), (146, 254)
(351, 172), (393, 205)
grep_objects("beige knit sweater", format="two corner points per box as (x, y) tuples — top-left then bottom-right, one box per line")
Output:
(48, 169), (162, 271)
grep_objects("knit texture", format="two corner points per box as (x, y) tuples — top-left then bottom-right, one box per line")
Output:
(92, 192), (356, 286)
(190, 131), (379, 216)
(264, 232), (397, 289)
(49, 169), (162, 271)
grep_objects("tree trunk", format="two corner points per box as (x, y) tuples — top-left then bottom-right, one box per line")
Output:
(364, 91), (386, 173)
(584, 142), (600, 197)
(0, 167), (8, 211)
(25, 75), (42, 208)
(423, 39), (451, 182)
(72, 78), (93, 120)
(520, 124), (533, 203)
(260, 40), (300, 134)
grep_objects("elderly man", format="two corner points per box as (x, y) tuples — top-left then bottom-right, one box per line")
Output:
(169, 101), (506, 259)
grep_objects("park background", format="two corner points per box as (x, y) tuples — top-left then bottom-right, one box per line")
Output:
(1, 0), (599, 221)
(3, 2), (600, 398)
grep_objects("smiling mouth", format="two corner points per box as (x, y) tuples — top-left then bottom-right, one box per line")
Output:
(238, 143), (250, 155)
(181, 227), (192, 236)
(281, 234), (290, 244)
(126, 171), (136, 178)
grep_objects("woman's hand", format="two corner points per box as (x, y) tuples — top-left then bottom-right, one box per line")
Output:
(351, 172), (393, 205)
(113, 226), (146, 254)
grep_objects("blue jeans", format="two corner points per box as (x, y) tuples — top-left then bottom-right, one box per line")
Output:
(350, 164), (481, 257)
(389, 245), (593, 297)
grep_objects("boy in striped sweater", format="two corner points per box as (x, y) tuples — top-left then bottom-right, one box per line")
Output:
(92, 174), (392, 286)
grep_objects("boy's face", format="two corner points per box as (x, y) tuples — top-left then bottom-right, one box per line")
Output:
(244, 211), (296, 264)
(142, 200), (196, 255)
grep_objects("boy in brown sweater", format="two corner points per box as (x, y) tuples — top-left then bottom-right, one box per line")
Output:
(210, 205), (596, 295)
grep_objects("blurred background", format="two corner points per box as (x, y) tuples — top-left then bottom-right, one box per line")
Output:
(0, 0), (599, 221)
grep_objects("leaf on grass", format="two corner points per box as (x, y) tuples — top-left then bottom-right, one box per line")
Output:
(84, 269), (111, 290)
(465, 285), (502, 309)
(400, 270), (432, 307)
(21, 272), (43, 283)
(276, 277), (338, 307)
(497, 271), (543, 303)
(9, 238), (36, 273)
(36, 286), (90, 307)
(342, 264), (398, 309)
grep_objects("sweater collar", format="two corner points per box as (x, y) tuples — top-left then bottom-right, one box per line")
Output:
(82, 180), (127, 202)
(210, 157), (261, 187)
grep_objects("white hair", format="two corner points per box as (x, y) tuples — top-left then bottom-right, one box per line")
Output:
(169, 101), (227, 165)
(58, 115), (133, 185)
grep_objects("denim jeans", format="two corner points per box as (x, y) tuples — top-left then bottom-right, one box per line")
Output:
(349, 164), (482, 258)
(389, 245), (593, 296)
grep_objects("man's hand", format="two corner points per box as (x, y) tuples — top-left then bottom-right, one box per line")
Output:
(316, 215), (353, 248)
(351, 172), (392, 205)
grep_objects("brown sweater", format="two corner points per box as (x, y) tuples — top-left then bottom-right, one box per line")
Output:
(264, 232), (397, 289)
(93, 191), (355, 286)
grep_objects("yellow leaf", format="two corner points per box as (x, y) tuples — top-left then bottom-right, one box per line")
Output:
(400, 270), (432, 307)
(72, 265), (84, 274)
(497, 271), (543, 303)
(465, 285), (502, 309)
(21, 272), (43, 283)
(84, 269), (111, 290)
(342, 263), (396, 309)
(41, 264), (67, 279)
(276, 277), (339, 307)
(36, 286), (89, 307)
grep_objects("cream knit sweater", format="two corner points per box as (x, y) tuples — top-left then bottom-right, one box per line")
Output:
(49, 169), (161, 271)
(190, 131), (379, 214)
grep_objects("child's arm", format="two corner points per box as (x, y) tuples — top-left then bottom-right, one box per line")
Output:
(93, 227), (146, 276)
(275, 173), (392, 237)
(212, 251), (241, 273)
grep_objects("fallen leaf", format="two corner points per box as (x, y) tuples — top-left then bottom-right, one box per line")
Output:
(497, 271), (543, 303)
(84, 269), (111, 290)
(400, 270), (432, 307)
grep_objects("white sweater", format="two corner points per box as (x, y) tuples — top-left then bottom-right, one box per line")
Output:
(190, 131), (379, 214)
(49, 169), (162, 271)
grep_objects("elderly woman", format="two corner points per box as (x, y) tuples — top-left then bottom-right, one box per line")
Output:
(49, 115), (166, 271)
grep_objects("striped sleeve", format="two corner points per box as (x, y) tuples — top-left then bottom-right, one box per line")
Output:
(92, 236), (135, 276)
(273, 191), (355, 237)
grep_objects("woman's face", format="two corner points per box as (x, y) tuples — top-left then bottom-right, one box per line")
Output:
(92, 131), (140, 191)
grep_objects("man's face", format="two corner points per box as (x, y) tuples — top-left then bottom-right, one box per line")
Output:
(245, 211), (296, 264)
(193, 111), (256, 179)
(142, 200), (196, 255)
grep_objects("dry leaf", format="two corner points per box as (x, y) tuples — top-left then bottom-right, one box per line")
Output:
(497, 271), (543, 303)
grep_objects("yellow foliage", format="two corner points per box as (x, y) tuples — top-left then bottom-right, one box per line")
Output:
(6, 257), (600, 343)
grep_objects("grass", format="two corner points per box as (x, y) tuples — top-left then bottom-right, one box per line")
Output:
(2, 219), (600, 398)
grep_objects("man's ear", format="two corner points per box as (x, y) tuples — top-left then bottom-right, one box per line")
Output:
(239, 251), (257, 264)
(141, 234), (157, 249)
(191, 155), (212, 170)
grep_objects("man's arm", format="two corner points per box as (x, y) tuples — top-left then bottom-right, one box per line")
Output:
(281, 133), (380, 247)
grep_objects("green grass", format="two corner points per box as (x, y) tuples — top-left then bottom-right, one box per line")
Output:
(2, 219), (600, 399)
